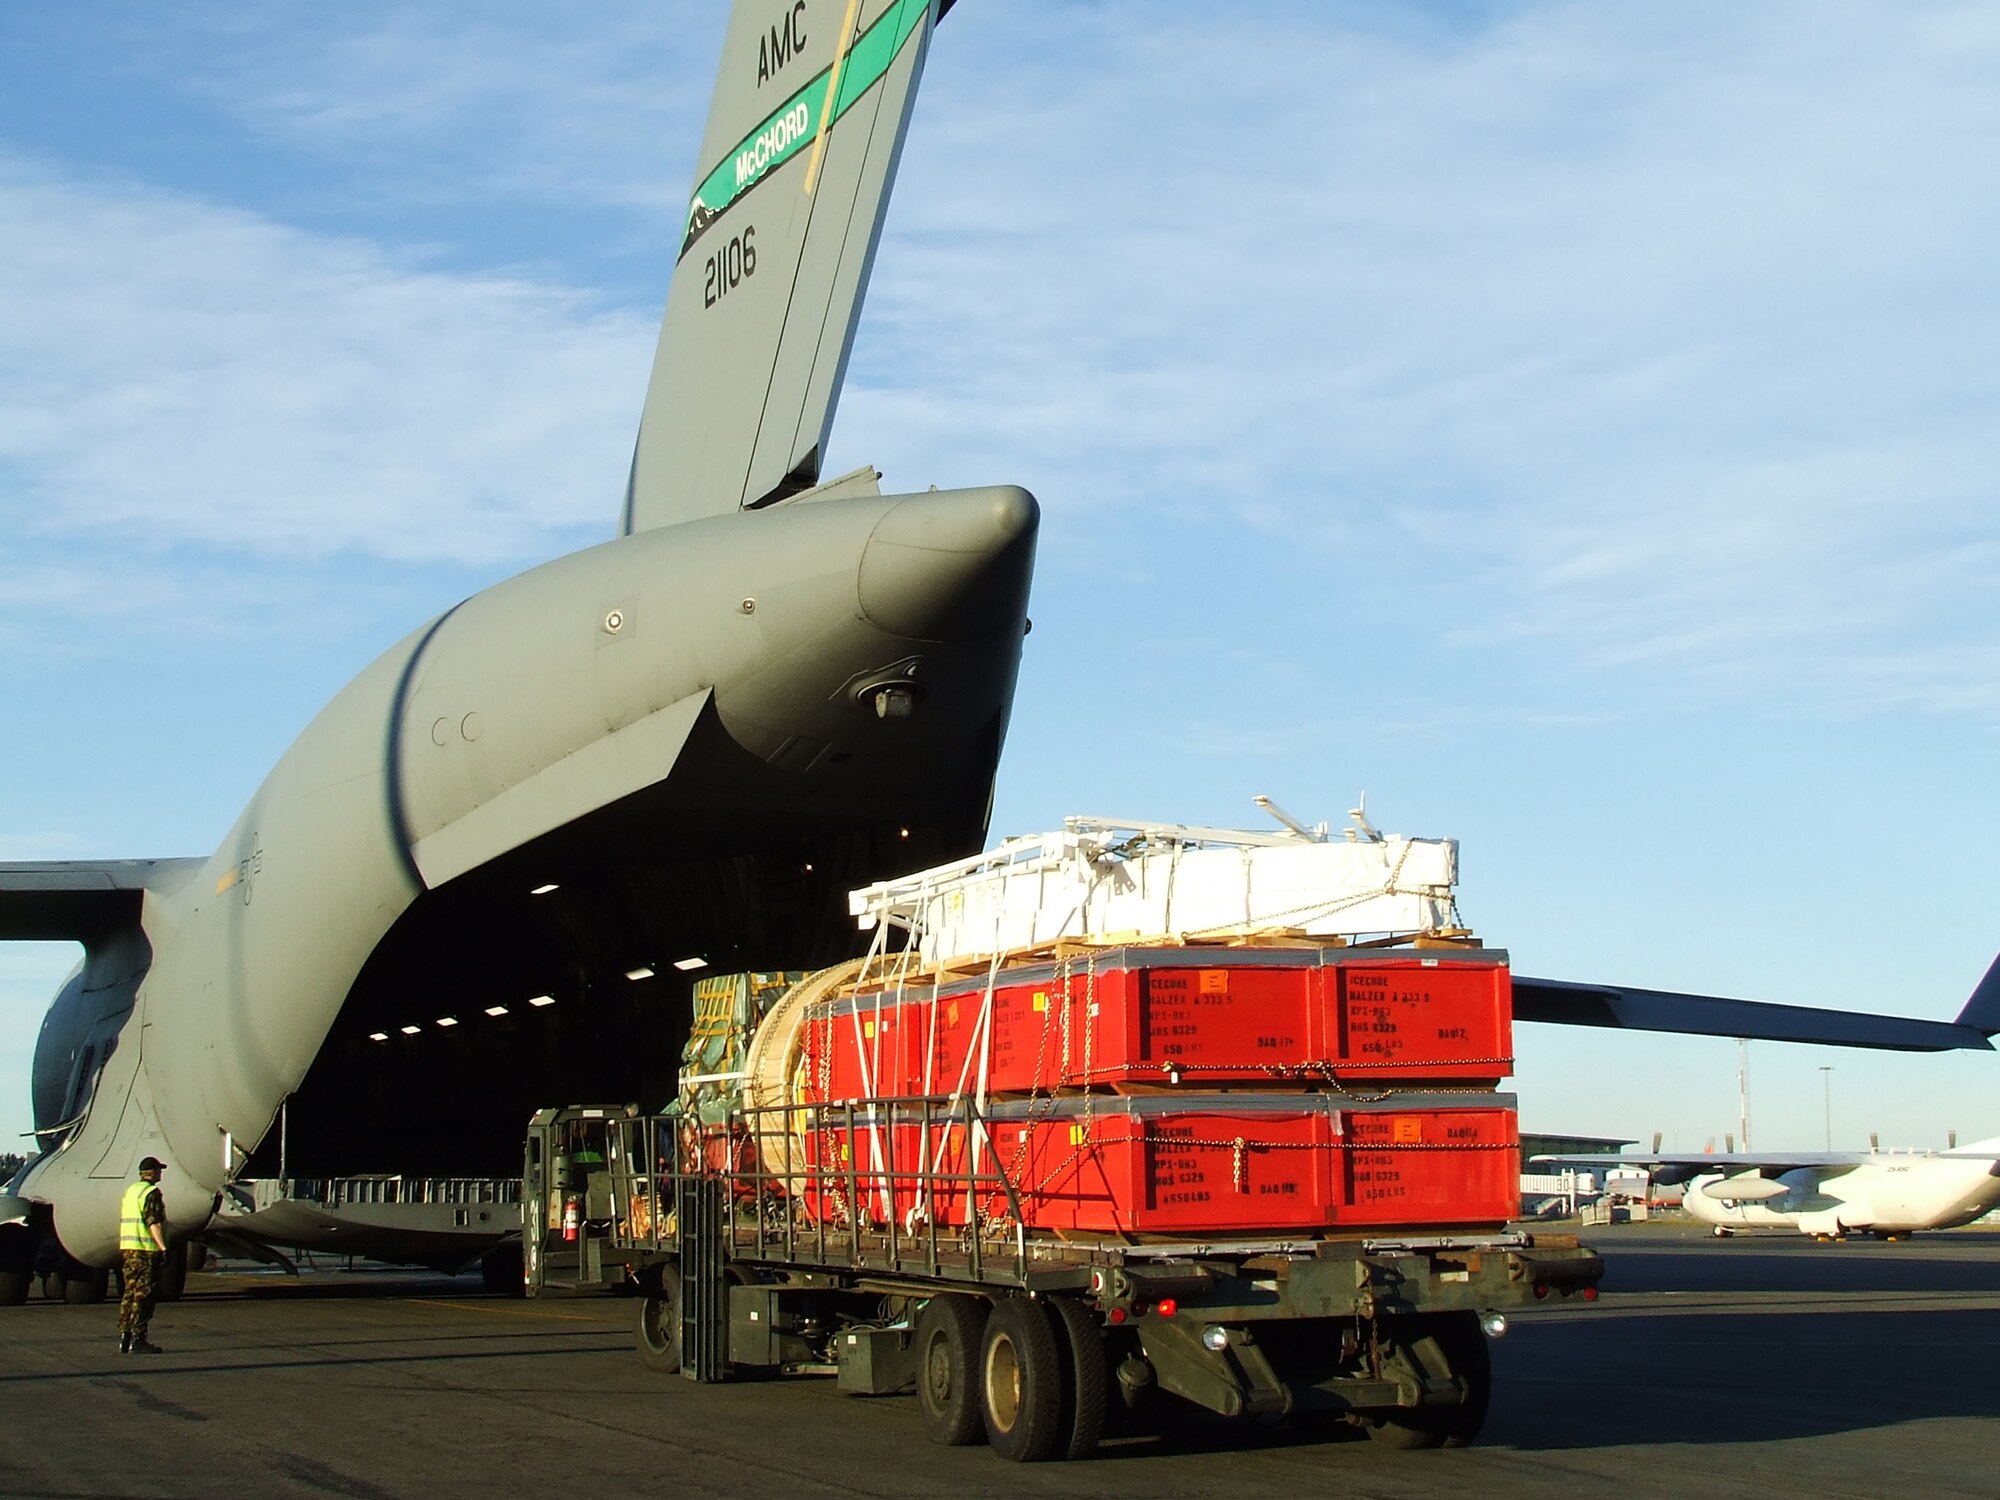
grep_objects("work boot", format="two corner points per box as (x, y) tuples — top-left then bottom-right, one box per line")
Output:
(129, 1337), (163, 1354)
(117, 1333), (131, 1354)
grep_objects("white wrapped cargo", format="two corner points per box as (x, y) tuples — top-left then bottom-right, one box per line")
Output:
(849, 811), (1461, 972)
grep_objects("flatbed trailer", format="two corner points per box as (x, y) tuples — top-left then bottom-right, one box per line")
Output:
(523, 1098), (1603, 1460)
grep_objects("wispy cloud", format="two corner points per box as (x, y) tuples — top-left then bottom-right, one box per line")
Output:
(841, 1), (2000, 721)
(0, 159), (654, 572)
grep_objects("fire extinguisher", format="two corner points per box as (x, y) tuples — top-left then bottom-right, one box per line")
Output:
(562, 1197), (579, 1242)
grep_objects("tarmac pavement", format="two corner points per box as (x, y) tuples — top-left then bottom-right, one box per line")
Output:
(2, 1219), (1996, 1499)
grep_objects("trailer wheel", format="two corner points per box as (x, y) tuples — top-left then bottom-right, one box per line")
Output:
(1047, 1297), (1107, 1460)
(981, 1298), (1063, 1463)
(915, 1294), (988, 1446)
(1364, 1311), (1491, 1450)
(634, 1264), (683, 1374)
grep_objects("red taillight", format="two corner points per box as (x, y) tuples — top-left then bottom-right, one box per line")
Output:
(1533, 1282), (1549, 1299)
(1107, 1307), (1128, 1324)
(1581, 1285), (1600, 1302)
(1157, 1298), (1179, 1319)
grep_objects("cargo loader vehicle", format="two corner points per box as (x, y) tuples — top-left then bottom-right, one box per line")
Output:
(523, 818), (1605, 1460)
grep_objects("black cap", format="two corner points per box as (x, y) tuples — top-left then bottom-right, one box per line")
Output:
(138, 1156), (166, 1172)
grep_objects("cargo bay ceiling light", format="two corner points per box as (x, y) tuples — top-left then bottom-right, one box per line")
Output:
(483, 1005), (509, 1018)
(399, 1025), (421, 1036)
(672, 956), (708, 972)
(435, 1016), (458, 1028)
(626, 966), (656, 981)
(367, 1032), (388, 1042)
(527, 994), (555, 1008)
(530, 883), (559, 895)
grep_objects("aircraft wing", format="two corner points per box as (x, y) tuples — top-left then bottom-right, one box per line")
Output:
(625, 0), (946, 532)
(0, 860), (204, 941)
(1532, 1150), (1868, 1184)
(1512, 953), (2000, 1053)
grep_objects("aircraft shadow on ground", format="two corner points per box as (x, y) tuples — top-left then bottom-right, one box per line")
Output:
(1593, 1234), (2000, 1296)
(1013, 1299), (2000, 1462)
(1487, 1305), (2000, 1450)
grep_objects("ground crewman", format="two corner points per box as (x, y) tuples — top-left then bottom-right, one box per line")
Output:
(117, 1155), (169, 1354)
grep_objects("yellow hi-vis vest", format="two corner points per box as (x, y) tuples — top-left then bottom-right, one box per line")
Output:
(119, 1179), (162, 1253)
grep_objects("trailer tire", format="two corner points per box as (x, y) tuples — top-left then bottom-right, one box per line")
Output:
(980, 1298), (1063, 1463)
(1048, 1296), (1107, 1460)
(634, 1264), (683, 1375)
(915, 1294), (987, 1446)
(1364, 1311), (1491, 1450)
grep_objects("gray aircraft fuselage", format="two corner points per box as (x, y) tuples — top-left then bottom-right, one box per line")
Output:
(23, 483), (1036, 1265)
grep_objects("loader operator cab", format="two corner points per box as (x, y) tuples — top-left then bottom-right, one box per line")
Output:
(522, 1106), (638, 1295)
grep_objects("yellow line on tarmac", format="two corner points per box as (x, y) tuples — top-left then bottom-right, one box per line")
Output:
(410, 1298), (621, 1322)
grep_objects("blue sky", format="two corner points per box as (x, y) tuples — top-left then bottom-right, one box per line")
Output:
(3, 2), (1997, 1156)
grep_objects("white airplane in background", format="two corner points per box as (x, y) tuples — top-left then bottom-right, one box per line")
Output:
(1535, 1139), (2000, 1240)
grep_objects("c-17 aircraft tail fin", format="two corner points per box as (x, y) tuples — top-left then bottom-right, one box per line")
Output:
(622, 0), (944, 535)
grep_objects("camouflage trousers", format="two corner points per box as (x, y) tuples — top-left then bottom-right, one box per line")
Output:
(119, 1250), (160, 1338)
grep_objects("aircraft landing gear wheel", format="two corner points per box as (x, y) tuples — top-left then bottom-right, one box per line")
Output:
(981, 1297), (1063, 1462)
(155, 1242), (189, 1303)
(1047, 1296), (1108, 1460)
(1711, 1226), (1730, 1238)
(0, 1226), (29, 1306)
(634, 1263), (683, 1374)
(480, 1246), (524, 1295)
(1364, 1311), (1492, 1450)
(62, 1265), (110, 1305)
(915, 1294), (989, 1446)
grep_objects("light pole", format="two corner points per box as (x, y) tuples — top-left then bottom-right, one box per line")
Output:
(1819, 1065), (1834, 1150)
(1737, 1038), (1751, 1152)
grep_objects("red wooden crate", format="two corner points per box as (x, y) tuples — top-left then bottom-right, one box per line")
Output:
(800, 996), (927, 1102)
(989, 1103), (1334, 1234)
(790, 1097), (1518, 1235)
(807, 950), (1512, 1098)
(1317, 959), (1513, 1082)
(1332, 1104), (1520, 1226)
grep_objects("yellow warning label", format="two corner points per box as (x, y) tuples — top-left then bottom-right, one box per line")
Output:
(1068, 1123), (1088, 1145)
(863, 1020), (875, 1039)
(1032, 991), (1048, 1012)
(1199, 970), (1229, 996)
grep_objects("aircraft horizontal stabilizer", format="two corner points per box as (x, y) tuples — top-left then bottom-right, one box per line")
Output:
(0, 860), (203, 942)
(1512, 958), (2000, 1053)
